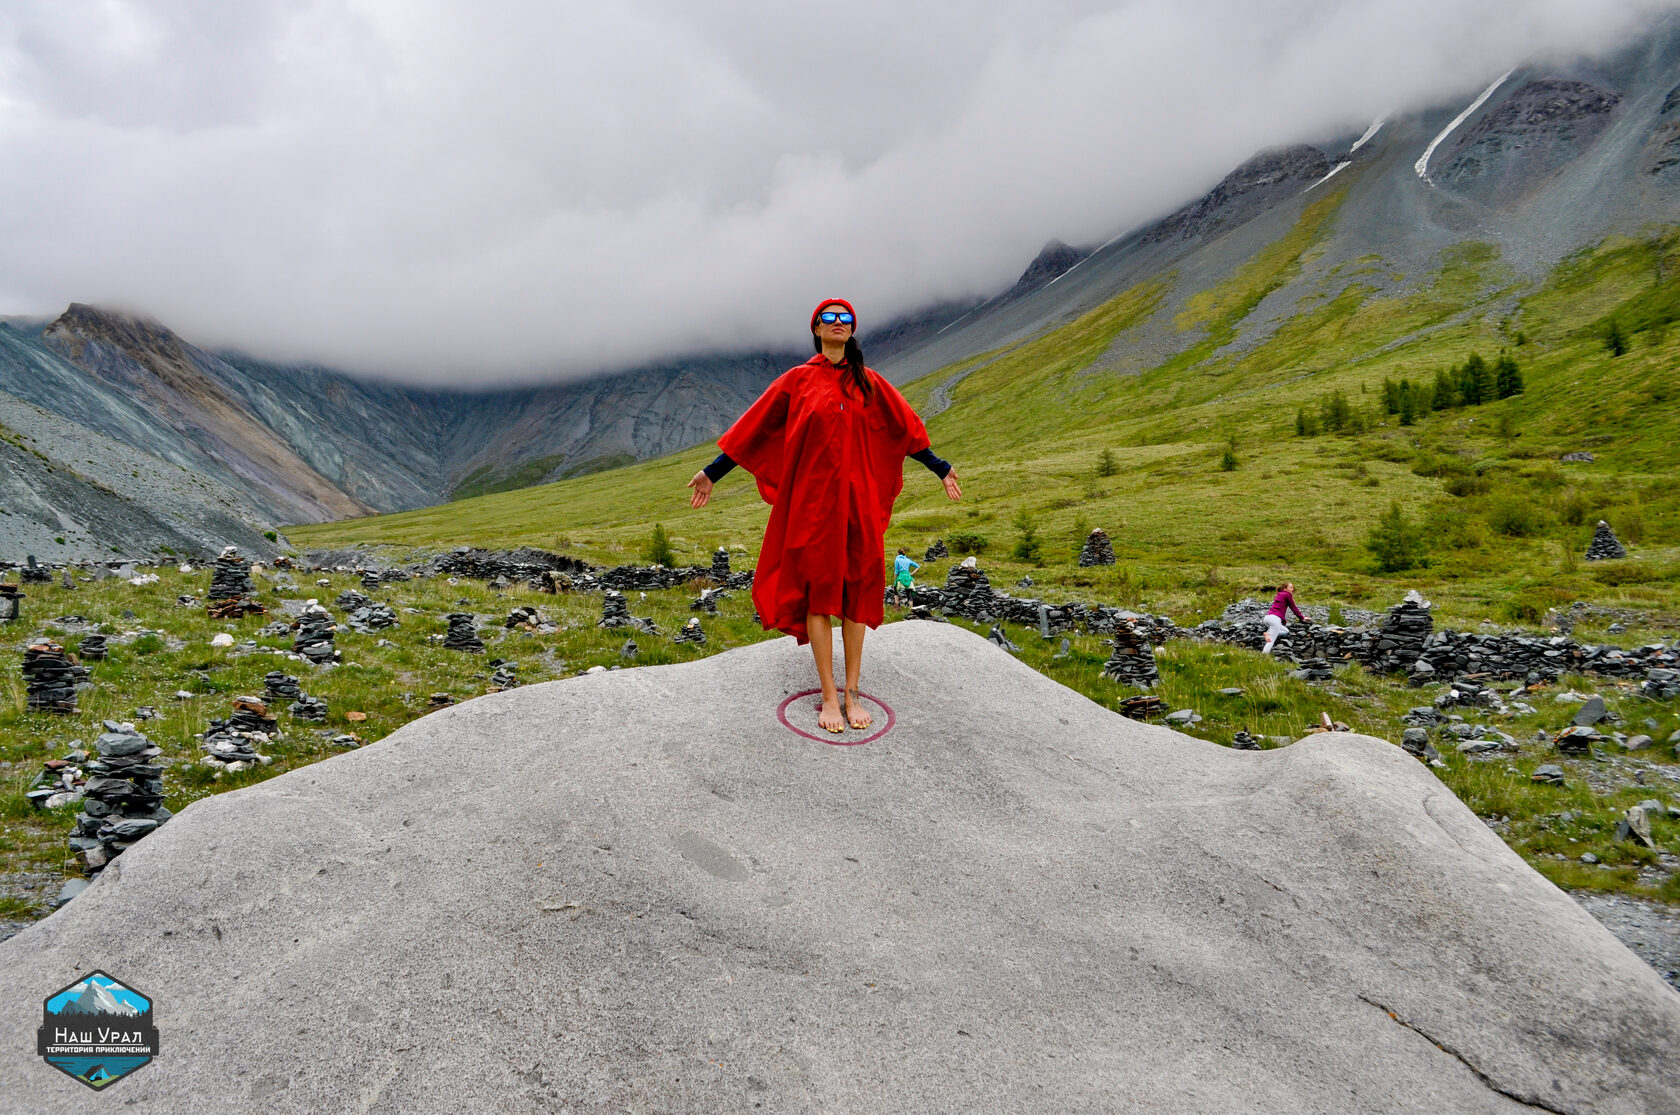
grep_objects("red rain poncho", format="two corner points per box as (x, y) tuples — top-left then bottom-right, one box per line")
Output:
(718, 353), (931, 645)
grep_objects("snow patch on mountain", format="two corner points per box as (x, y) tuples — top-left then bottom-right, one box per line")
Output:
(1416, 70), (1514, 186)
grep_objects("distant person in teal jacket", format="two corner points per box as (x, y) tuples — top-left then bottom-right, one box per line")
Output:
(891, 549), (919, 606)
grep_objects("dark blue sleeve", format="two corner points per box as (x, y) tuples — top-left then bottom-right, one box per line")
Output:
(703, 453), (736, 482)
(908, 447), (951, 478)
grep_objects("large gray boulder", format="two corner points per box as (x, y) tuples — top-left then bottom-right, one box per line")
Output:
(1, 622), (1675, 1112)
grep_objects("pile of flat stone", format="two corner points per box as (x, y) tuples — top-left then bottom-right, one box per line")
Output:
(504, 606), (555, 633)
(26, 747), (88, 811)
(76, 633), (108, 661)
(346, 603), (398, 633)
(691, 588), (728, 614)
(23, 641), (89, 713)
(1291, 658), (1335, 682)
(673, 617), (707, 646)
(987, 625), (1019, 652)
(433, 547), (594, 583)
(941, 562), (996, 613)
(335, 589), (370, 612)
(293, 604), (341, 664)
(200, 729), (269, 772)
(1077, 528), (1116, 567)
(0, 583), (22, 623)
(289, 695), (328, 721)
(265, 670), (302, 707)
(68, 722), (170, 874)
(20, 556), (52, 584)
(443, 613), (485, 652)
(711, 548), (732, 580)
(599, 590), (633, 628)
(1102, 620), (1159, 688)
(59, 568), (75, 591)
(1365, 591), (1432, 674)
(359, 570), (382, 592)
(428, 693), (455, 710)
(206, 546), (266, 618)
(599, 564), (710, 591)
(1118, 694), (1166, 720)
(216, 695), (279, 736)
(1643, 668), (1680, 700)
(488, 661), (520, 690)
(923, 539), (948, 561)
(1230, 731), (1262, 750)
(1585, 520), (1626, 561)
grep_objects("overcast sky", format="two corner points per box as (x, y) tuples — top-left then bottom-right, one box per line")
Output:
(1, 0), (1675, 384)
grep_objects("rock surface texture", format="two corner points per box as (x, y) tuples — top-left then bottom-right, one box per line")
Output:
(1, 622), (1677, 1113)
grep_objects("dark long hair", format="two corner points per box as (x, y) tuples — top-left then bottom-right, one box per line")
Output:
(813, 331), (872, 400)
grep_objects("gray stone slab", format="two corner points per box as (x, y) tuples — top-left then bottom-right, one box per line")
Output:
(1, 622), (1676, 1112)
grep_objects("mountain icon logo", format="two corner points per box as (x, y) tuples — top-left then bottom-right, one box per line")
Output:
(36, 970), (159, 1090)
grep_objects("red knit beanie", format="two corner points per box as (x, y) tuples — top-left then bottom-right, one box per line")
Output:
(811, 298), (857, 332)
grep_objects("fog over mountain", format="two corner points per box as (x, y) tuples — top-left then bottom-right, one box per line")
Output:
(2, 0), (1678, 384)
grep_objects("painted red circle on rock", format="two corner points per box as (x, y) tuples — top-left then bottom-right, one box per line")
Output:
(776, 689), (894, 745)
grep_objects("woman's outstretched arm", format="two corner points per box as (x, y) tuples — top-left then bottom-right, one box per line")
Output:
(687, 453), (736, 508)
(908, 447), (961, 500)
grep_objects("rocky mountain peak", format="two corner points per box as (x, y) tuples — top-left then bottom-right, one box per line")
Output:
(1144, 144), (1332, 245)
(1012, 239), (1091, 291)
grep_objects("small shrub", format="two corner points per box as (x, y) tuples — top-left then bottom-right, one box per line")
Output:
(1487, 497), (1542, 537)
(263, 530), (279, 542)
(1443, 474), (1490, 498)
(1219, 450), (1238, 471)
(1010, 511), (1041, 564)
(1095, 449), (1118, 477)
(948, 531), (989, 556)
(1326, 602), (1344, 626)
(643, 523), (675, 566)
(1605, 318), (1627, 357)
(1365, 502), (1428, 572)
(132, 634), (165, 656)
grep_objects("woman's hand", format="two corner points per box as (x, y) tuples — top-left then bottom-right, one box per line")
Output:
(942, 468), (962, 501)
(687, 471), (713, 509)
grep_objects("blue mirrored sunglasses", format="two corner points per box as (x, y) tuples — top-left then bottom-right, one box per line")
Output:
(818, 311), (854, 325)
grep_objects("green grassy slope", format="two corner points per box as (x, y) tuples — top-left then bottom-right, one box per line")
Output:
(290, 208), (1680, 631)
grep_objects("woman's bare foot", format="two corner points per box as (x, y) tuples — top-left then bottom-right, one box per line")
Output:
(818, 695), (846, 733)
(843, 689), (872, 730)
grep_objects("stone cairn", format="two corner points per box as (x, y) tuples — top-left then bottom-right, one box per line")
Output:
(359, 569), (382, 592)
(20, 555), (52, 584)
(598, 590), (633, 628)
(711, 548), (732, 581)
(290, 694), (328, 721)
(1643, 669), (1680, 701)
(691, 588), (727, 614)
(23, 642), (89, 712)
(1077, 529), (1116, 567)
(0, 582), (22, 623)
(60, 568), (75, 591)
(1368, 591), (1433, 676)
(1291, 658), (1335, 681)
(206, 546), (267, 618)
(488, 661), (520, 690)
(1102, 619), (1159, 688)
(674, 617), (707, 646)
(443, 613), (485, 652)
(293, 604), (341, 664)
(28, 743), (91, 810)
(346, 602), (398, 633)
(1118, 695), (1166, 720)
(1230, 731), (1262, 750)
(263, 671), (302, 704)
(218, 695), (279, 736)
(335, 589), (370, 612)
(942, 562), (995, 613)
(1584, 521), (1626, 561)
(76, 633), (108, 661)
(68, 722), (171, 874)
(201, 717), (272, 772)
(924, 539), (949, 561)
(505, 606), (555, 633)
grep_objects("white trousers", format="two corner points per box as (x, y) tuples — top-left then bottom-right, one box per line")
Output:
(1262, 615), (1287, 653)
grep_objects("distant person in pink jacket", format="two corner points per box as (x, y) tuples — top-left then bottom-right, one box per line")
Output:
(1262, 582), (1307, 655)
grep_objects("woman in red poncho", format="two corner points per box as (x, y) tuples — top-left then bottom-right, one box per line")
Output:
(687, 299), (961, 734)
